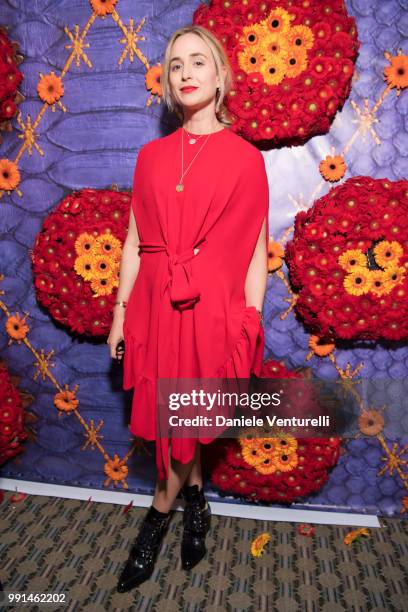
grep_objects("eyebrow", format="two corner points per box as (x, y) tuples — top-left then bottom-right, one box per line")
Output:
(170, 52), (207, 63)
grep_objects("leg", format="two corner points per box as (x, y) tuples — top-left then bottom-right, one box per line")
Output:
(184, 442), (203, 488)
(152, 441), (199, 513)
(117, 442), (197, 593)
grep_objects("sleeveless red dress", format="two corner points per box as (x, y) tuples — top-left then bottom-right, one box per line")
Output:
(123, 126), (269, 481)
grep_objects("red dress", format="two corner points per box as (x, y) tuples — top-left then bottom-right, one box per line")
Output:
(123, 126), (269, 481)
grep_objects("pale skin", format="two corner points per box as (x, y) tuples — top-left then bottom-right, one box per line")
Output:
(107, 32), (268, 513)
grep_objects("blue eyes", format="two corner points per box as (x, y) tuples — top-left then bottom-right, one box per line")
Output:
(171, 60), (204, 71)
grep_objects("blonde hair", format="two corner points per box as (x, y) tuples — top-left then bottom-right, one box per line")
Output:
(161, 25), (234, 127)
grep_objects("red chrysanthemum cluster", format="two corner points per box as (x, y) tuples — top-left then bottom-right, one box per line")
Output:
(0, 27), (23, 127)
(206, 359), (341, 503)
(193, 0), (359, 146)
(285, 176), (408, 341)
(32, 189), (131, 337)
(0, 362), (27, 467)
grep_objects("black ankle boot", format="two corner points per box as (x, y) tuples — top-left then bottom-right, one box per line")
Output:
(181, 484), (211, 571)
(117, 505), (172, 592)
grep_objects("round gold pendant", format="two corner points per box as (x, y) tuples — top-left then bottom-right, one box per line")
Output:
(176, 183), (184, 192)
(189, 138), (196, 144)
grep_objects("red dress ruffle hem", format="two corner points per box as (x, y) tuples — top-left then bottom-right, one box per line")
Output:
(123, 126), (269, 481)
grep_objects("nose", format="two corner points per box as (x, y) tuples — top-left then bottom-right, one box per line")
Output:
(181, 63), (192, 81)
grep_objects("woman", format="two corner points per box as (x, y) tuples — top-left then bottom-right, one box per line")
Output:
(108, 24), (269, 593)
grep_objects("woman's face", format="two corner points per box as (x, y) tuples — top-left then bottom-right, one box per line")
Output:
(168, 33), (220, 114)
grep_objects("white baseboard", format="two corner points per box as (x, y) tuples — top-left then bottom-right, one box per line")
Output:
(0, 478), (380, 527)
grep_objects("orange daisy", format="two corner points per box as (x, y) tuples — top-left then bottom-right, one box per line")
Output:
(383, 265), (405, 287)
(250, 533), (271, 557)
(370, 270), (392, 296)
(145, 64), (163, 96)
(94, 233), (122, 259)
(74, 254), (94, 282)
(262, 7), (291, 35)
(274, 435), (298, 455)
(358, 410), (384, 436)
(241, 443), (265, 468)
(268, 240), (285, 272)
(373, 240), (403, 268)
(343, 267), (372, 296)
(338, 249), (367, 273)
(0, 159), (21, 192)
(259, 32), (288, 59)
(384, 52), (408, 92)
(271, 451), (298, 472)
(256, 438), (280, 459)
(344, 528), (369, 545)
(255, 456), (280, 475)
(259, 57), (286, 86)
(243, 25), (263, 47)
(75, 233), (96, 257)
(5, 313), (29, 342)
(37, 72), (64, 104)
(319, 154), (347, 182)
(284, 46), (308, 79)
(238, 46), (266, 74)
(104, 454), (129, 485)
(92, 255), (115, 279)
(89, 0), (118, 16)
(286, 25), (314, 51)
(90, 276), (118, 296)
(308, 335), (335, 357)
(54, 386), (79, 412)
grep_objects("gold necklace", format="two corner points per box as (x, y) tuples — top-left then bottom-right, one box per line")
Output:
(185, 129), (203, 145)
(176, 129), (212, 192)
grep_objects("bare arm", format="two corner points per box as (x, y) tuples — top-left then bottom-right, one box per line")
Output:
(107, 207), (141, 357)
(244, 216), (268, 312)
(114, 207), (141, 312)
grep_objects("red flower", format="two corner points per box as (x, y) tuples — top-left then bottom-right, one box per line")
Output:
(32, 189), (129, 337)
(286, 177), (408, 341)
(193, 0), (359, 146)
(297, 523), (315, 536)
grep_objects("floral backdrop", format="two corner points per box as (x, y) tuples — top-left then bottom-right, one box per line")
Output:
(0, 0), (407, 517)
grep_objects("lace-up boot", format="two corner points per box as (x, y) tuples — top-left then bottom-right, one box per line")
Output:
(117, 505), (171, 592)
(181, 484), (211, 570)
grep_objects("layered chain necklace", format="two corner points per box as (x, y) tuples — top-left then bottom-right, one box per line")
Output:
(175, 128), (212, 192)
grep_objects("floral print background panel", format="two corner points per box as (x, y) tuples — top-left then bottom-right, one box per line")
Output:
(193, 0), (360, 147)
(31, 189), (130, 337)
(285, 176), (408, 342)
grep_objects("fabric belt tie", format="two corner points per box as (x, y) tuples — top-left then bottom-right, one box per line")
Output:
(138, 239), (205, 310)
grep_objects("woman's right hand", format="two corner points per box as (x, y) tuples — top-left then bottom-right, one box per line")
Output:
(107, 313), (125, 360)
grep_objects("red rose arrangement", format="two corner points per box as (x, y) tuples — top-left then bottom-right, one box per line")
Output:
(285, 176), (408, 341)
(32, 189), (131, 337)
(206, 359), (341, 503)
(0, 362), (27, 466)
(193, 0), (359, 146)
(0, 26), (23, 129)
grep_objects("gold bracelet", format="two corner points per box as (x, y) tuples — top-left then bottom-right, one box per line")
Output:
(114, 301), (127, 308)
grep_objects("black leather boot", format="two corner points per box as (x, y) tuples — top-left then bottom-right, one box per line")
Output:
(117, 505), (172, 592)
(181, 484), (211, 570)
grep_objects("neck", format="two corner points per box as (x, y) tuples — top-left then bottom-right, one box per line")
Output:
(182, 110), (223, 135)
